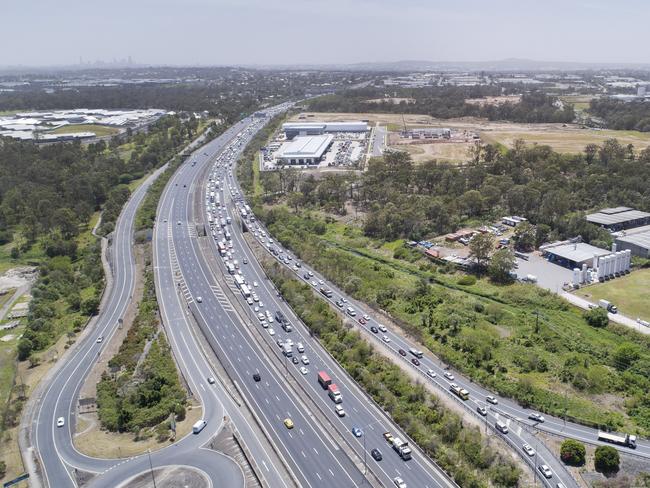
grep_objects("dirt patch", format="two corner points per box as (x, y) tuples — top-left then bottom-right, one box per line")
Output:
(117, 465), (209, 488)
(0, 267), (37, 294)
(73, 402), (203, 458)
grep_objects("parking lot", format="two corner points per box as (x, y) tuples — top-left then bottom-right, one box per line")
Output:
(513, 252), (574, 292)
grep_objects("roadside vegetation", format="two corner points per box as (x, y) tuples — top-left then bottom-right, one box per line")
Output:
(263, 259), (521, 487)
(239, 138), (650, 436)
(96, 260), (186, 437)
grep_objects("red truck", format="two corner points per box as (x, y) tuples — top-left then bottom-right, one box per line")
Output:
(317, 371), (332, 389)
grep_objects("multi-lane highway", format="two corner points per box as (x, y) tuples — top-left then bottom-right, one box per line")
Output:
(168, 106), (461, 488)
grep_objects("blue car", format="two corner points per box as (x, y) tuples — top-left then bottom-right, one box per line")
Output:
(352, 427), (363, 437)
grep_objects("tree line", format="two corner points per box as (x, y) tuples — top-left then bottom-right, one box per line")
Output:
(589, 98), (650, 132)
(307, 87), (574, 123)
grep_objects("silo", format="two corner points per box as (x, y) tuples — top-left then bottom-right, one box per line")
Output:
(624, 249), (632, 271)
(582, 263), (588, 283)
(573, 268), (581, 286)
(592, 254), (600, 269)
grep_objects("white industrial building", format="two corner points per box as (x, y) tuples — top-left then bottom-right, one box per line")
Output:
(586, 207), (650, 232)
(541, 241), (631, 284)
(276, 135), (334, 165)
(282, 121), (368, 139)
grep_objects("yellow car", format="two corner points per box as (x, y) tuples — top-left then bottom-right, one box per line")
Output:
(283, 418), (294, 429)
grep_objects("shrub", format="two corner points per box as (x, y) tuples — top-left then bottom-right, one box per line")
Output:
(584, 307), (609, 328)
(594, 445), (620, 473)
(457, 275), (477, 286)
(560, 439), (586, 466)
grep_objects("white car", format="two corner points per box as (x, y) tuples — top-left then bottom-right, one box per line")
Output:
(318, 279), (324, 285)
(253, 281), (259, 287)
(538, 464), (552, 479)
(296, 342), (304, 353)
(268, 328), (275, 336)
(301, 356), (310, 365)
(56, 417), (65, 427)
(444, 371), (455, 381)
(486, 395), (498, 405)
(196, 296), (203, 303)
(335, 405), (346, 417)
(299, 366), (309, 375)
(393, 477), (407, 488)
(257, 313), (265, 322)
(311, 280), (318, 287)
(378, 324), (387, 332)
(382, 335), (391, 343)
(522, 443), (535, 457)
(427, 369), (437, 378)
(207, 376), (216, 384)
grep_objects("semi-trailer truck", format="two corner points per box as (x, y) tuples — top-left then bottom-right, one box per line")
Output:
(598, 431), (636, 448)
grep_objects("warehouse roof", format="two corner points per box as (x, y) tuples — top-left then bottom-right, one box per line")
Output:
(614, 225), (650, 250)
(279, 134), (333, 159)
(586, 208), (650, 226)
(544, 242), (610, 263)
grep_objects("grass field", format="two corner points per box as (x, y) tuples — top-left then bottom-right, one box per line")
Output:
(575, 268), (650, 321)
(296, 112), (650, 158)
(49, 124), (120, 137)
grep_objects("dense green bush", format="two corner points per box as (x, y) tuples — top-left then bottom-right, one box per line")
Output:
(457, 275), (477, 286)
(584, 307), (609, 328)
(560, 439), (586, 466)
(594, 445), (620, 473)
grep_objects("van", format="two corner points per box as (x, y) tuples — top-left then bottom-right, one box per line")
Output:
(495, 421), (509, 434)
(193, 419), (207, 434)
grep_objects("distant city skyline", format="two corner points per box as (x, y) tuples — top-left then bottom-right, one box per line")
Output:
(4, 0), (650, 67)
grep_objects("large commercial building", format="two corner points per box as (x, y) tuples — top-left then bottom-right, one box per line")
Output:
(586, 207), (650, 232)
(613, 225), (650, 257)
(282, 121), (368, 140)
(543, 242), (611, 269)
(276, 135), (334, 165)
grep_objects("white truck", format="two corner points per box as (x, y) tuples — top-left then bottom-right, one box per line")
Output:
(391, 437), (412, 460)
(598, 431), (636, 448)
(598, 299), (618, 314)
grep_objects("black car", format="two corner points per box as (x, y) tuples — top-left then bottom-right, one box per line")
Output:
(335, 300), (344, 308)
(411, 358), (421, 366)
(370, 326), (378, 333)
(292, 357), (299, 364)
(371, 448), (382, 461)
(253, 373), (261, 382)
(303, 273), (310, 280)
(399, 349), (407, 356)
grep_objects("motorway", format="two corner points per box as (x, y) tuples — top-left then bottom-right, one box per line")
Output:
(219, 150), (650, 487)
(29, 122), (290, 488)
(170, 107), (457, 488)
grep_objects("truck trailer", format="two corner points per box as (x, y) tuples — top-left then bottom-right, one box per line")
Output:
(391, 437), (412, 460)
(598, 431), (636, 448)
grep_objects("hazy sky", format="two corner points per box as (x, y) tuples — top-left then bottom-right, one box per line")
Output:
(5, 0), (650, 66)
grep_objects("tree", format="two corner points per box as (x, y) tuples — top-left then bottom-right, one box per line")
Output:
(488, 248), (516, 283)
(469, 233), (493, 268)
(560, 439), (586, 466)
(17, 337), (34, 361)
(513, 221), (536, 251)
(81, 296), (100, 316)
(583, 307), (609, 328)
(594, 445), (619, 473)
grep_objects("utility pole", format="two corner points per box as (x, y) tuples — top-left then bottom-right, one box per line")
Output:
(147, 449), (157, 488)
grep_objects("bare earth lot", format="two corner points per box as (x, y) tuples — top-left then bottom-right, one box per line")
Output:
(295, 112), (650, 161)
